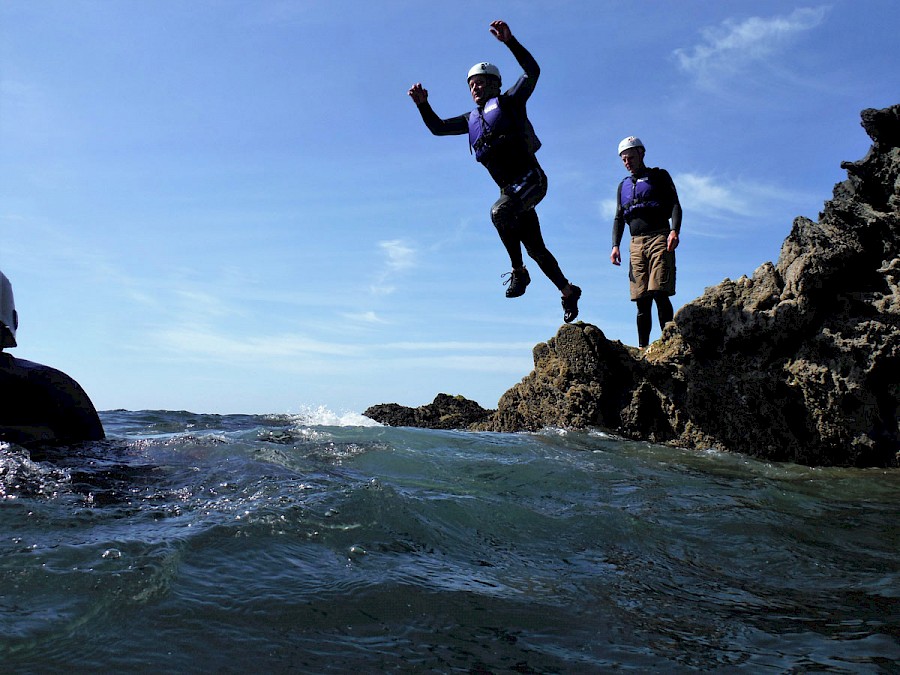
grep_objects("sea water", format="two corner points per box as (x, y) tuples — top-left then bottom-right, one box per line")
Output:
(1, 408), (898, 673)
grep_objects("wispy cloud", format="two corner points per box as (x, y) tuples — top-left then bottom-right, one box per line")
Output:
(675, 173), (753, 218)
(384, 340), (536, 352)
(679, 171), (824, 238)
(151, 324), (534, 377)
(156, 326), (365, 362)
(386, 354), (532, 374)
(173, 289), (239, 319)
(599, 198), (618, 222)
(370, 239), (417, 295)
(342, 310), (387, 324)
(674, 7), (828, 88)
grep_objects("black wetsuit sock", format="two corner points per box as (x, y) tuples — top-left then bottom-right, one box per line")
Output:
(656, 295), (673, 329)
(636, 296), (653, 347)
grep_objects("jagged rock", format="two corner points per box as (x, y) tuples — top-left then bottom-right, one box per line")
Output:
(363, 393), (494, 430)
(365, 105), (900, 467)
(481, 323), (636, 432)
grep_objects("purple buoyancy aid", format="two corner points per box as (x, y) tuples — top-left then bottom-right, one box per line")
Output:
(620, 170), (668, 222)
(468, 96), (541, 163)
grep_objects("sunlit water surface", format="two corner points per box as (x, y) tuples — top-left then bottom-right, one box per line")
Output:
(2, 408), (898, 672)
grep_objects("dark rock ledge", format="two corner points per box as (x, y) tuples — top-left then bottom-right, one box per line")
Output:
(365, 105), (900, 468)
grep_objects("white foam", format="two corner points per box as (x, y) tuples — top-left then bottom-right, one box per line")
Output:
(288, 405), (382, 428)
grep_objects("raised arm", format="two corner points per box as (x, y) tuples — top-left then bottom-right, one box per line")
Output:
(490, 20), (539, 98)
(407, 82), (468, 136)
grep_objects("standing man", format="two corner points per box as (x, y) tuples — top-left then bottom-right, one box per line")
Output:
(610, 136), (682, 348)
(408, 20), (581, 323)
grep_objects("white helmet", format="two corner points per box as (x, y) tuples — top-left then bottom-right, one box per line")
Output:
(618, 136), (644, 155)
(0, 270), (18, 348)
(467, 62), (501, 85)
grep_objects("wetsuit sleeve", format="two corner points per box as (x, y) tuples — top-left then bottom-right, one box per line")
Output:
(668, 173), (682, 235)
(658, 169), (682, 234)
(612, 181), (626, 248)
(415, 101), (469, 136)
(503, 37), (540, 103)
(671, 202), (682, 235)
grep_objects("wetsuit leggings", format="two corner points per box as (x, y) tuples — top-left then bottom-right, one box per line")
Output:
(490, 168), (568, 291)
(636, 294), (674, 348)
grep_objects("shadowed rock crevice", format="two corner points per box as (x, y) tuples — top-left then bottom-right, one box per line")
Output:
(365, 105), (900, 467)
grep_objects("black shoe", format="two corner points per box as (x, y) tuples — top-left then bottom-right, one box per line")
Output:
(502, 268), (531, 298)
(562, 285), (581, 323)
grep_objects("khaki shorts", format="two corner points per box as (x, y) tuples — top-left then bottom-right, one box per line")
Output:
(629, 232), (676, 300)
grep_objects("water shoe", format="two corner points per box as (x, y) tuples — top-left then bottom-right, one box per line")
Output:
(502, 268), (531, 298)
(562, 285), (581, 323)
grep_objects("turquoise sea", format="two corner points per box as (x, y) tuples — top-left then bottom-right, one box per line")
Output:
(2, 408), (898, 673)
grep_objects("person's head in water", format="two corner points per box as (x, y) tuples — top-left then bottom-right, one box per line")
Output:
(467, 62), (501, 106)
(618, 136), (646, 176)
(0, 271), (18, 350)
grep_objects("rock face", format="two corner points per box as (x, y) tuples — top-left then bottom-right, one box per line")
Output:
(365, 105), (900, 467)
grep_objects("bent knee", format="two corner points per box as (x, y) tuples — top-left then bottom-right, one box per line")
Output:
(492, 206), (519, 234)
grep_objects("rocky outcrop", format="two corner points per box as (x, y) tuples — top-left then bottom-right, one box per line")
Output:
(365, 105), (900, 467)
(364, 393), (494, 430)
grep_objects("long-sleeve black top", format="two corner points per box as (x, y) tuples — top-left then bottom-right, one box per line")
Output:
(612, 167), (682, 248)
(415, 37), (541, 188)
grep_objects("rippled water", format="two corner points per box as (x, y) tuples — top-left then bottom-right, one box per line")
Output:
(2, 409), (898, 672)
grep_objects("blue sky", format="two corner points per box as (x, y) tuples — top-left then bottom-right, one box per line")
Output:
(1, 1), (898, 415)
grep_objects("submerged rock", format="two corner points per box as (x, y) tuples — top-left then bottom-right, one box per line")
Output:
(366, 105), (900, 467)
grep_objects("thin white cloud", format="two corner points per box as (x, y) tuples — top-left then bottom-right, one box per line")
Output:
(599, 198), (618, 221)
(173, 289), (237, 319)
(388, 354), (533, 374)
(156, 326), (365, 362)
(150, 324), (535, 378)
(428, 216), (478, 253)
(385, 340), (536, 352)
(370, 239), (417, 295)
(675, 171), (805, 221)
(342, 310), (387, 324)
(676, 173), (752, 217)
(674, 7), (828, 87)
(380, 239), (415, 271)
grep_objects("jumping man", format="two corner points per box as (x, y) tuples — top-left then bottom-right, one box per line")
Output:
(408, 20), (581, 323)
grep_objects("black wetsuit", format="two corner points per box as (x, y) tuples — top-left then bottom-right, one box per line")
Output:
(0, 352), (105, 447)
(414, 38), (569, 291)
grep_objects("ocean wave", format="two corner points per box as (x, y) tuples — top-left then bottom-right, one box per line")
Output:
(284, 404), (383, 428)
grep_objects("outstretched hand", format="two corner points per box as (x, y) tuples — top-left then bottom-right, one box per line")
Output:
(408, 83), (428, 104)
(489, 20), (512, 43)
